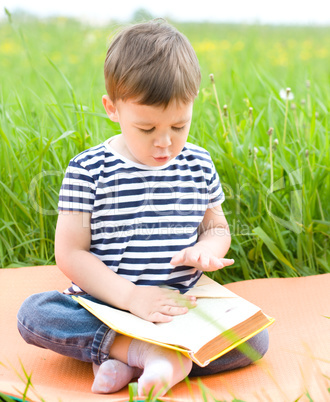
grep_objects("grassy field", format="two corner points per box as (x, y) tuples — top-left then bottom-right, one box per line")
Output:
(0, 13), (329, 281)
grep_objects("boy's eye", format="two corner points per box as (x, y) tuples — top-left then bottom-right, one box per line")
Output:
(172, 126), (185, 132)
(139, 127), (155, 134)
(138, 125), (185, 134)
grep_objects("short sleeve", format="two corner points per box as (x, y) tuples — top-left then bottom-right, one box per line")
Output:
(58, 160), (96, 212)
(207, 161), (225, 208)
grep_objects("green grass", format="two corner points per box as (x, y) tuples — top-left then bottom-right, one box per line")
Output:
(0, 12), (329, 280)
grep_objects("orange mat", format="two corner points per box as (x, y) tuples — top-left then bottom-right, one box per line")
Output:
(0, 266), (329, 401)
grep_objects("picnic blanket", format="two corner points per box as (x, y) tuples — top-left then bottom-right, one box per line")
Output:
(0, 266), (329, 401)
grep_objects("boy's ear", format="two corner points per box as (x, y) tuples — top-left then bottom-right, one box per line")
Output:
(102, 95), (119, 122)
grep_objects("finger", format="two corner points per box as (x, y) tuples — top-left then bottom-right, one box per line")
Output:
(164, 291), (190, 306)
(160, 291), (196, 309)
(200, 254), (210, 270)
(220, 258), (235, 267)
(186, 250), (200, 265)
(185, 297), (197, 308)
(150, 312), (174, 323)
(170, 250), (185, 266)
(159, 290), (184, 305)
(160, 305), (189, 317)
(209, 256), (224, 269)
(176, 296), (197, 308)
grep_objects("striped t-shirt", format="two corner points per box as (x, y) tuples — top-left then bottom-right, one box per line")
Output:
(58, 137), (225, 293)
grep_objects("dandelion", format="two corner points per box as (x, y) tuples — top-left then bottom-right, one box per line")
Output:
(249, 107), (253, 125)
(279, 88), (293, 145)
(223, 104), (228, 117)
(273, 138), (279, 151)
(243, 98), (250, 108)
(279, 88), (294, 100)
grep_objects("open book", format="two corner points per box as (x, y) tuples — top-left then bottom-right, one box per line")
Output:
(74, 275), (274, 367)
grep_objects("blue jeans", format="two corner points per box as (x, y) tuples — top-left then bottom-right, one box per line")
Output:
(17, 291), (269, 376)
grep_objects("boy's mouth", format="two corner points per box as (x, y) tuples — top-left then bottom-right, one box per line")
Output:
(153, 156), (170, 163)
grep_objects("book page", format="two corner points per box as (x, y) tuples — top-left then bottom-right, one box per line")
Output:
(77, 299), (175, 345)
(185, 275), (239, 298)
(76, 295), (261, 353)
(156, 297), (261, 351)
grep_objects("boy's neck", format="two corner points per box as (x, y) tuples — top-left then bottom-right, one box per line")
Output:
(108, 134), (138, 163)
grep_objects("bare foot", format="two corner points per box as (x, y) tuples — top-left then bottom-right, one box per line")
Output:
(127, 339), (192, 397)
(92, 359), (142, 394)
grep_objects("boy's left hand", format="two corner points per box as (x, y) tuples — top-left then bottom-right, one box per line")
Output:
(170, 244), (235, 272)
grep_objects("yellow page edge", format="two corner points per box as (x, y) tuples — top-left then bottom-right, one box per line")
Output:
(193, 316), (276, 367)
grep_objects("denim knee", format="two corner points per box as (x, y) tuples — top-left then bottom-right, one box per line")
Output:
(17, 293), (47, 346)
(247, 327), (269, 359)
(190, 329), (269, 377)
(17, 291), (117, 364)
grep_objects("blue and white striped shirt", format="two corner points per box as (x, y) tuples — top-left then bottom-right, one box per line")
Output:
(58, 137), (224, 293)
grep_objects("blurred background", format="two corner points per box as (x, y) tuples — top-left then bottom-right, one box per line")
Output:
(2, 0), (330, 25)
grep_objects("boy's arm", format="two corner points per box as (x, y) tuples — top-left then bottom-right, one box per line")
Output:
(170, 204), (234, 271)
(55, 212), (196, 323)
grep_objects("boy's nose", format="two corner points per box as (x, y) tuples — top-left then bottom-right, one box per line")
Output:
(154, 132), (172, 148)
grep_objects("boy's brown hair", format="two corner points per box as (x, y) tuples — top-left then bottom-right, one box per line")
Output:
(104, 19), (201, 107)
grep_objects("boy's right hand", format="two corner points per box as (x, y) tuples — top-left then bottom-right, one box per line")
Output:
(127, 285), (197, 323)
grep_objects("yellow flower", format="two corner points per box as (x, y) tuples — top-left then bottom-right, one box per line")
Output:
(50, 51), (62, 62)
(300, 50), (311, 61)
(315, 48), (328, 59)
(0, 41), (18, 54)
(193, 41), (216, 53)
(69, 55), (78, 64)
(219, 40), (230, 50)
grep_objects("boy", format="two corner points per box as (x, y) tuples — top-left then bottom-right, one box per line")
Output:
(17, 20), (269, 397)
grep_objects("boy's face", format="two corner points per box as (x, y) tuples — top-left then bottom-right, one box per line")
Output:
(103, 96), (193, 167)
